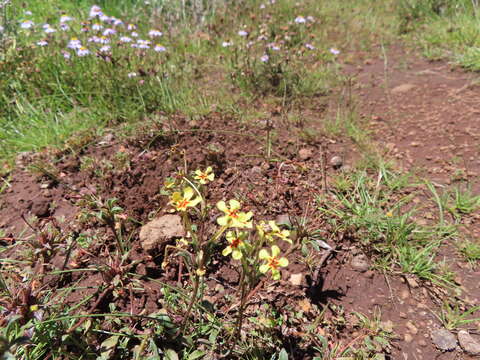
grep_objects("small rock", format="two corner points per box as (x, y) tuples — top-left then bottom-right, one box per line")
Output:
(406, 321), (418, 335)
(431, 328), (457, 351)
(406, 276), (419, 288)
(351, 254), (369, 272)
(299, 148), (314, 161)
(289, 273), (303, 286)
(418, 339), (427, 347)
(139, 215), (185, 252)
(330, 156), (343, 169)
(404, 333), (413, 343)
(391, 83), (416, 94)
(31, 199), (50, 217)
(458, 330), (480, 355)
(275, 214), (292, 227)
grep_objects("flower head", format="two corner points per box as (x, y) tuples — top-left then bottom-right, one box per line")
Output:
(92, 23), (103, 31)
(260, 54), (269, 63)
(194, 167), (214, 184)
(330, 47), (340, 55)
(120, 36), (132, 43)
(77, 47), (90, 56)
(295, 16), (306, 24)
(67, 37), (82, 49)
(170, 187), (201, 212)
(103, 28), (116, 36)
(36, 40), (48, 46)
(259, 245), (288, 280)
(217, 200), (253, 228)
(222, 41), (232, 47)
(148, 29), (163, 38)
(257, 220), (292, 244)
(89, 5), (102, 18)
(154, 44), (166, 52)
(222, 231), (248, 260)
(60, 15), (73, 23)
(20, 20), (34, 29)
(238, 30), (248, 37)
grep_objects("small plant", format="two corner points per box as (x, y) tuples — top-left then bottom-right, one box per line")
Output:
(160, 165), (292, 343)
(435, 301), (480, 331)
(459, 239), (480, 264)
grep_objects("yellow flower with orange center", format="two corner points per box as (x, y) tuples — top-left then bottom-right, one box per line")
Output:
(170, 187), (201, 212)
(259, 245), (288, 280)
(194, 166), (215, 185)
(217, 199), (253, 228)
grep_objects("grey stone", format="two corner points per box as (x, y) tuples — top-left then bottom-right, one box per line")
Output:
(391, 83), (416, 94)
(351, 254), (369, 272)
(275, 214), (292, 227)
(431, 328), (457, 351)
(140, 215), (185, 252)
(458, 330), (480, 355)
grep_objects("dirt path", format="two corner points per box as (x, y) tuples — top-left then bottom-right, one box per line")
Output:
(348, 46), (480, 191)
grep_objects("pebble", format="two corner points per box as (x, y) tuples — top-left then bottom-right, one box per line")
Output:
(404, 333), (413, 343)
(458, 330), (480, 355)
(406, 321), (418, 335)
(289, 273), (303, 286)
(330, 155), (343, 169)
(431, 328), (457, 351)
(298, 148), (314, 161)
(391, 83), (416, 94)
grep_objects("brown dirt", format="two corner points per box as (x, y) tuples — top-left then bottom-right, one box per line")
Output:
(1, 47), (480, 359)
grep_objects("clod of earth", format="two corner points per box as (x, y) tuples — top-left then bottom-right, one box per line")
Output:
(431, 328), (457, 351)
(298, 148), (314, 161)
(458, 330), (480, 355)
(351, 254), (369, 272)
(139, 214), (185, 252)
(391, 83), (416, 95)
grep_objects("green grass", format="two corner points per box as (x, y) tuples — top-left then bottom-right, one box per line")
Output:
(317, 171), (457, 286)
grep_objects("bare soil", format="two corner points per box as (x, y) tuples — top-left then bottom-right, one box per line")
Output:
(1, 46), (480, 359)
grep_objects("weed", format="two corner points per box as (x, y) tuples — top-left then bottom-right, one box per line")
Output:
(435, 301), (480, 331)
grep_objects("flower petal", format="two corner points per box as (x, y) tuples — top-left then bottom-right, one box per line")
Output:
(222, 246), (232, 256)
(217, 200), (228, 213)
(278, 257), (289, 267)
(271, 269), (281, 280)
(232, 249), (243, 260)
(271, 245), (280, 257)
(229, 199), (241, 211)
(259, 264), (270, 273)
(217, 215), (228, 226)
(183, 187), (194, 200)
(258, 249), (270, 260)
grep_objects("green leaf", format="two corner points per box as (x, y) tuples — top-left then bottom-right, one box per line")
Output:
(164, 349), (179, 360)
(188, 350), (205, 360)
(278, 348), (288, 360)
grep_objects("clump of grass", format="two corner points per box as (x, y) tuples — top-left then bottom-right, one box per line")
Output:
(317, 171), (455, 286)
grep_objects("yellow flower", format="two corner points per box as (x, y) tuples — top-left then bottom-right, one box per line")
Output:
(257, 220), (292, 244)
(193, 166), (215, 184)
(386, 211), (393, 218)
(259, 245), (288, 280)
(170, 187), (201, 212)
(222, 231), (247, 260)
(217, 199), (253, 228)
